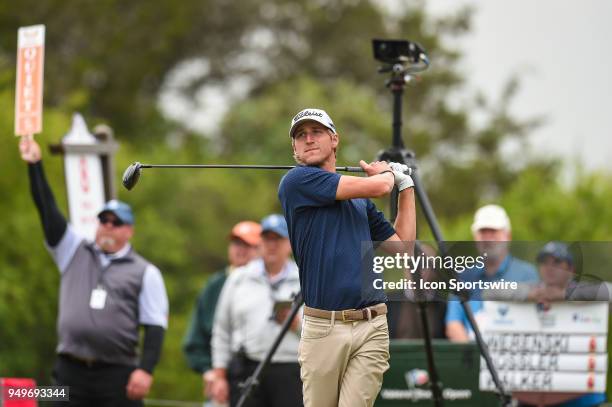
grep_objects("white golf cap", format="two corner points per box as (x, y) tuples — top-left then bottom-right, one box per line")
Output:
(289, 108), (337, 138)
(471, 204), (511, 233)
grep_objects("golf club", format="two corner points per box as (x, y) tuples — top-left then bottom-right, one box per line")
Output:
(122, 162), (413, 191)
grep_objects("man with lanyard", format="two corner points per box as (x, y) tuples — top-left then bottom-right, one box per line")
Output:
(445, 204), (538, 342)
(211, 214), (302, 407)
(278, 108), (416, 407)
(19, 137), (168, 407)
(183, 220), (261, 405)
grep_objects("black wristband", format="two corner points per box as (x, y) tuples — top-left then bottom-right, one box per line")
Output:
(139, 325), (165, 374)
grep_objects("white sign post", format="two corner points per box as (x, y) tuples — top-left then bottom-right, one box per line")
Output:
(61, 114), (106, 240)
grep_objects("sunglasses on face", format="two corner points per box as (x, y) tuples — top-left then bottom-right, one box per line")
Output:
(98, 215), (125, 227)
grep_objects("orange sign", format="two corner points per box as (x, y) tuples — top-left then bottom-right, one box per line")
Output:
(15, 25), (45, 136)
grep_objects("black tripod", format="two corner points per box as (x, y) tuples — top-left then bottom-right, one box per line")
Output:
(373, 39), (511, 407)
(236, 292), (304, 407)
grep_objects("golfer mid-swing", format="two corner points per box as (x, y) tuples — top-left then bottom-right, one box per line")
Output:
(279, 108), (416, 407)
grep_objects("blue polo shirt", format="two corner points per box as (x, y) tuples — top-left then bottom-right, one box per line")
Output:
(278, 166), (395, 310)
(445, 255), (539, 334)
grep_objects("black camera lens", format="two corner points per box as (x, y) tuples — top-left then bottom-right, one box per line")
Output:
(372, 39), (424, 64)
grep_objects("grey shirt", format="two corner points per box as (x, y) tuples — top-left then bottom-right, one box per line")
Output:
(212, 258), (301, 368)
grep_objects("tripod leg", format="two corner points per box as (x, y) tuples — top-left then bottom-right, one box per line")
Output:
(236, 293), (304, 407)
(383, 155), (445, 405)
(461, 298), (512, 406)
(412, 241), (445, 407)
(412, 173), (512, 407)
(378, 63), (510, 405)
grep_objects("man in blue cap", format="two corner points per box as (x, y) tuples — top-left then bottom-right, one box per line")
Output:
(535, 242), (578, 302)
(20, 137), (168, 407)
(211, 214), (302, 407)
(482, 241), (610, 303)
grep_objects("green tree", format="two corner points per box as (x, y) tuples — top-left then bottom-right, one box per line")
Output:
(2, 1), (609, 403)
(0, 82), (70, 379)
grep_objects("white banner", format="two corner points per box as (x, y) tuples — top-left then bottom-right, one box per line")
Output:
(480, 302), (608, 334)
(485, 353), (608, 373)
(484, 333), (607, 354)
(63, 114), (105, 240)
(480, 371), (606, 393)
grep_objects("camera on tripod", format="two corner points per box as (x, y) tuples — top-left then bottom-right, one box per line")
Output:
(372, 39), (426, 65)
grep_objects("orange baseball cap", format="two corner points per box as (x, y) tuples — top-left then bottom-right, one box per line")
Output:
(229, 221), (262, 246)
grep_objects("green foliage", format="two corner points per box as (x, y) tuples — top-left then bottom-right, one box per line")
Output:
(0, 88), (68, 380)
(1, 0), (611, 403)
(440, 165), (612, 242)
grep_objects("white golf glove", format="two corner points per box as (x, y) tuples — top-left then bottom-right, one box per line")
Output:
(388, 162), (409, 173)
(388, 162), (414, 191)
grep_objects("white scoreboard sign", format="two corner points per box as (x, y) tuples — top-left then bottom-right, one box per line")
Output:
(479, 302), (608, 393)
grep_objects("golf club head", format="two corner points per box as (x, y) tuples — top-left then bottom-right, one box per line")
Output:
(122, 162), (142, 191)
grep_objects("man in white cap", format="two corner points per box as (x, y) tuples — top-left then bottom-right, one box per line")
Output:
(278, 108), (416, 406)
(445, 204), (538, 342)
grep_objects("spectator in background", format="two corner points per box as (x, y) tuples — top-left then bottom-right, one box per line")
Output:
(183, 221), (262, 405)
(535, 241), (611, 302)
(483, 241), (611, 303)
(211, 214), (302, 407)
(20, 137), (168, 407)
(445, 204), (538, 342)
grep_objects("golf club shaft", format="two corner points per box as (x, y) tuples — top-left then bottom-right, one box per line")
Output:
(138, 164), (365, 172)
(122, 161), (415, 191)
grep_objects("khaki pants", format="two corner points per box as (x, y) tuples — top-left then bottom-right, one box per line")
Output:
(298, 313), (390, 407)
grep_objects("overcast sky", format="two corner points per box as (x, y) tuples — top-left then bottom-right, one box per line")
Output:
(160, 1), (611, 172)
(426, 0), (612, 171)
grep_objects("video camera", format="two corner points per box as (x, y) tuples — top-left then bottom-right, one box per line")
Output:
(372, 39), (426, 65)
